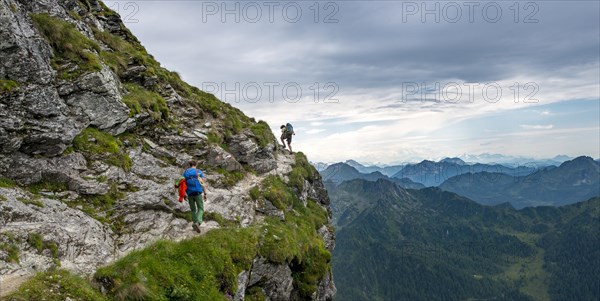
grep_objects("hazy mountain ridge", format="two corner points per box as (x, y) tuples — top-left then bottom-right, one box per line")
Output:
(320, 156), (598, 209)
(391, 160), (539, 187)
(316, 157), (548, 188)
(439, 156), (600, 208)
(313, 154), (576, 176)
(320, 162), (424, 190)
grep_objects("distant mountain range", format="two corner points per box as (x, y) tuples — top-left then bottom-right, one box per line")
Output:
(320, 162), (424, 190)
(318, 156), (599, 208)
(390, 158), (539, 187)
(439, 156), (600, 208)
(343, 160), (405, 177)
(329, 179), (600, 301)
(319, 158), (540, 188)
(457, 153), (575, 166)
(311, 154), (578, 174)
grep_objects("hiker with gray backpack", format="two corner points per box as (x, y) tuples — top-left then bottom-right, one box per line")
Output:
(280, 123), (295, 152)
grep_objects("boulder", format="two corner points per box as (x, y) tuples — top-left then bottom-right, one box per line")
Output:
(248, 257), (293, 301)
(206, 145), (243, 172)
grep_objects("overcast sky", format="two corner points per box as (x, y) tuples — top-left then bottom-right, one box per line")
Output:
(105, 0), (600, 164)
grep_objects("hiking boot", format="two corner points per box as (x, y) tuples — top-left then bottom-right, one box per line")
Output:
(192, 223), (201, 233)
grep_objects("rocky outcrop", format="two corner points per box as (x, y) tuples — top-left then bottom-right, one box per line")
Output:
(248, 257), (294, 300)
(0, 188), (115, 276)
(0, 3), (131, 157)
(0, 0), (335, 299)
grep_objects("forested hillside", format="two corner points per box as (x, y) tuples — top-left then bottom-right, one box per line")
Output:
(330, 179), (600, 301)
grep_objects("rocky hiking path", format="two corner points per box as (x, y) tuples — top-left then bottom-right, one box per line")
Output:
(165, 149), (295, 238)
(0, 149), (296, 297)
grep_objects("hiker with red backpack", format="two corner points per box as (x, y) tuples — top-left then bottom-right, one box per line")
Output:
(280, 123), (295, 152)
(177, 160), (207, 233)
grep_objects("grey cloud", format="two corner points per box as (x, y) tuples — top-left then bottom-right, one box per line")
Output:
(112, 0), (599, 110)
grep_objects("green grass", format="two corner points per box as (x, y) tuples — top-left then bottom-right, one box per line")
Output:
(289, 152), (319, 191)
(16, 196), (45, 208)
(206, 131), (229, 151)
(26, 180), (68, 194)
(0, 243), (20, 264)
(73, 127), (120, 153)
(215, 168), (245, 188)
(252, 172), (331, 298)
(499, 233), (551, 301)
(249, 186), (260, 201)
(68, 10), (82, 21)
(207, 131), (221, 144)
(26, 232), (60, 266)
(259, 199), (330, 297)
(259, 200), (329, 264)
(204, 211), (239, 227)
(250, 120), (274, 148)
(27, 233), (44, 253)
(122, 83), (169, 121)
(95, 227), (260, 300)
(245, 286), (267, 301)
(6, 269), (107, 301)
(31, 14), (102, 80)
(258, 176), (296, 210)
(0, 79), (19, 94)
(48, 241), (59, 259)
(73, 127), (132, 171)
(77, 0), (92, 11)
(0, 177), (16, 188)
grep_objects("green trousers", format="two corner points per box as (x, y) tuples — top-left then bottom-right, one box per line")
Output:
(188, 194), (204, 224)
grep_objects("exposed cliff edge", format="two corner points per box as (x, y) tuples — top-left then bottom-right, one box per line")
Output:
(0, 0), (335, 299)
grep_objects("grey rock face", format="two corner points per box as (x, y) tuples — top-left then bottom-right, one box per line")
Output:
(0, 188), (116, 277)
(318, 225), (335, 252)
(228, 132), (277, 174)
(314, 270), (336, 301)
(228, 132), (259, 162)
(206, 145), (243, 172)
(0, 1), (55, 85)
(248, 257), (294, 301)
(0, 3), (131, 156)
(234, 270), (250, 301)
(60, 66), (130, 135)
(255, 198), (285, 220)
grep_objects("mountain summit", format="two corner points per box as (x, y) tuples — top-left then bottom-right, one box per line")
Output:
(0, 1), (335, 300)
